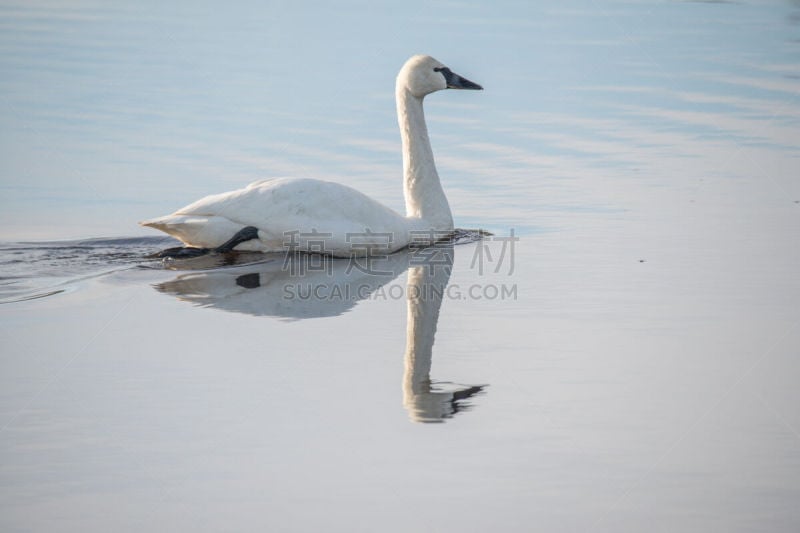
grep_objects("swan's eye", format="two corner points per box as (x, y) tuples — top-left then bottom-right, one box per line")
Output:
(434, 67), (451, 75)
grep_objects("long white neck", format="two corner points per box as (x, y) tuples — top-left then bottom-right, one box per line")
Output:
(396, 87), (454, 231)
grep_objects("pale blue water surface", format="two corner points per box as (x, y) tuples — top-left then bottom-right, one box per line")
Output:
(1, 1), (800, 532)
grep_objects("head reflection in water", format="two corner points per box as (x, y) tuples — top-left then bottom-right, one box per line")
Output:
(154, 244), (485, 423)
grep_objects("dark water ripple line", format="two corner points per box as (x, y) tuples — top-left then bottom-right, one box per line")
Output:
(0, 236), (176, 303)
(0, 230), (489, 303)
(0, 265), (136, 304)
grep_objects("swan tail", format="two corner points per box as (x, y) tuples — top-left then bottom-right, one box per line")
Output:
(139, 215), (246, 248)
(139, 215), (176, 231)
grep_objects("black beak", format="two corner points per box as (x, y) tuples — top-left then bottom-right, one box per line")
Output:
(437, 67), (484, 90)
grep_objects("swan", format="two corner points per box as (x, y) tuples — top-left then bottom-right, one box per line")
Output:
(140, 55), (483, 257)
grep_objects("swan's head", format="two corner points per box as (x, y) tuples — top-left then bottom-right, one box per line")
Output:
(397, 55), (483, 98)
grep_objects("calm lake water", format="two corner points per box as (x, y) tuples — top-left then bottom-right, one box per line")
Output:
(2, 1), (800, 531)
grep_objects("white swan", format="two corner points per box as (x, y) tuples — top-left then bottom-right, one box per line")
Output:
(140, 55), (482, 257)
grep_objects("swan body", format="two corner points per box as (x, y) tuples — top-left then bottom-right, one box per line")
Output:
(140, 55), (482, 256)
(143, 177), (414, 252)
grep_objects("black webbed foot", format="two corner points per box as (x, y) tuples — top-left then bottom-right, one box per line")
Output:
(214, 226), (260, 253)
(147, 226), (259, 259)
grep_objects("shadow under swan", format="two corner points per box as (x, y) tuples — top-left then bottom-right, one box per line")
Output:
(155, 246), (485, 422)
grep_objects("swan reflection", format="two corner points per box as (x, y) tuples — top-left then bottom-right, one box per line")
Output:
(156, 252), (409, 319)
(403, 247), (485, 423)
(155, 245), (485, 422)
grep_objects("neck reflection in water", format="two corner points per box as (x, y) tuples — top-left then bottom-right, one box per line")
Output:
(154, 245), (485, 423)
(403, 247), (485, 423)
